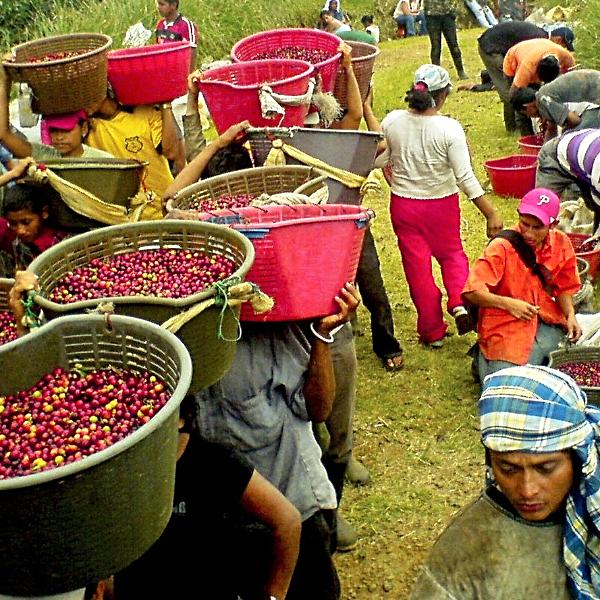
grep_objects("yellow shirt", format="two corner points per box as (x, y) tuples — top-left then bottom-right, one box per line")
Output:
(86, 105), (173, 198)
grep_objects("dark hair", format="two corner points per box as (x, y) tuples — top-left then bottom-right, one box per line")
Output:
(201, 143), (253, 179)
(361, 14), (373, 25)
(537, 55), (560, 83)
(179, 394), (197, 433)
(510, 86), (537, 112)
(404, 84), (449, 111)
(480, 69), (491, 85)
(320, 9), (334, 17)
(2, 183), (49, 217)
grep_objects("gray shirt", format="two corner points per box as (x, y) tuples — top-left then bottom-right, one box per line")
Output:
(194, 323), (337, 520)
(409, 488), (571, 600)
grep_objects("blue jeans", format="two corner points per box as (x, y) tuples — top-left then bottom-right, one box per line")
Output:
(395, 14), (416, 36)
(415, 11), (428, 34)
(476, 320), (565, 382)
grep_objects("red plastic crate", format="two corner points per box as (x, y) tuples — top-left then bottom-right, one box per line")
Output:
(567, 232), (600, 281)
(197, 60), (314, 134)
(517, 134), (544, 156)
(195, 204), (374, 321)
(108, 41), (191, 105)
(484, 154), (537, 198)
(231, 28), (342, 92)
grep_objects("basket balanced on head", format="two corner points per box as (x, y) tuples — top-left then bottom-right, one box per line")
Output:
(0, 313), (192, 596)
(2, 33), (113, 115)
(332, 40), (380, 107)
(28, 220), (255, 393)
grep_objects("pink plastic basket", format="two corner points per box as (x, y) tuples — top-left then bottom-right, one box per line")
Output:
(568, 233), (600, 281)
(484, 154), (537, 198)
(197, 60), (314, 134)
(231, 28), (342, 93)
(107, 41), (191, 105)
(517, 134), (545, 156)
(193, 204), (373, 321)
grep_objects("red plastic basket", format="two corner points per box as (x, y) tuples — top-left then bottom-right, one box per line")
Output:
(197, 60), (314, 134)
(192, 204), (373, 321)
(567, 233), (600, 281)
(517, 134), (545, 156)
(231, 28), (342, 93)
(484, 154), (537, 198)
(107, 41), (191, 105)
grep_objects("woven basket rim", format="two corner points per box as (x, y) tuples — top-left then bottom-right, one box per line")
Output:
(39, 158), (149, 171)
(0, 313), (191, 491)
(344, 40), (381, 63)
(108, 40), (192, 61)
(4, 33), (112, 68)
(28, 220), (255, 312)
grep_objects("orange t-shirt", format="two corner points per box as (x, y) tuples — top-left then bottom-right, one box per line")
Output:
(462, 228), (580, 364)
(503, 39), (575, 88)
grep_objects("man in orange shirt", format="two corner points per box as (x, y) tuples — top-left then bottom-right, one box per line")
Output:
(503, 38), (574, 99)
(462, 188), (581, 382)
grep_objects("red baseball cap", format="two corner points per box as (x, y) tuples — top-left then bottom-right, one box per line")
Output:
(518, 188), (560, 227)
(40, 110), (87, 144)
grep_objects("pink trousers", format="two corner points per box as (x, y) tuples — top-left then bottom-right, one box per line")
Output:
(390, 193), (469, 343)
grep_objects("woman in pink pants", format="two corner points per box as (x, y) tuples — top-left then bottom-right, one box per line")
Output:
(377, 64), (502, 347)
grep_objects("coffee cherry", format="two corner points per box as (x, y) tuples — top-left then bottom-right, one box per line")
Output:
(190, 193), (255, 213)
(556, 361), (600, 387)
(48, 248), (236, 304)
(253, 47), (332, 64)
(0, 366), (170, 479)
(0, 311), (18, 346)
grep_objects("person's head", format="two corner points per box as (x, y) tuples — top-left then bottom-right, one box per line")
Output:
(320, 9), (335, 24)
(201, 143), (252, 179)
(2, 184), (50, 243)
(549, 26), (575, 52)
(478, 365), (600, 597)
(516, 187), (559, 247)
(156, 0), (178, 19)
(361, 14), (373, 26)
(537, 54), (561, 83)
(480, 69), (491, 85)
(329, 0), (339, 10)
(405, 64), (451, 112)
(510, 86), (538, 117)
(40, 110), (88, 157)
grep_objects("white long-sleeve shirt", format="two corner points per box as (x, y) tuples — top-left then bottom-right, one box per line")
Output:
(378, 110), (484, 200)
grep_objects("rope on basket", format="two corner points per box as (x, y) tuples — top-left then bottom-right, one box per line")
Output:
(258, 79), (316, 121)
(21, 290), (42, 330)
(161, 280), (274, 341)
(27, 165), (163, 225)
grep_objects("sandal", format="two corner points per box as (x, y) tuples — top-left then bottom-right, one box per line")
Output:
(382, 354), (404, 371)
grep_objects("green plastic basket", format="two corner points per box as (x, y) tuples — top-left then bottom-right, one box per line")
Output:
(28, 220), (255, 393)
(0, 313), (192, 596)
(549, 346), (600, 405)
(165, 164), (327, 215)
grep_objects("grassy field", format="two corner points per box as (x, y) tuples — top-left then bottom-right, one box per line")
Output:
(335, 28), (530, 599)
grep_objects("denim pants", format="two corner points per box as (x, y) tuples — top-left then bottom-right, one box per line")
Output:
(425, 12), (465, 76)
(395, 14), (417, 35)
(477, 321), (565, 382)
(356, 228), (403, 358)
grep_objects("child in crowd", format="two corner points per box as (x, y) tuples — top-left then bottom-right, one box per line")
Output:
(0, 68), (113, 160)
(360, 15), (380, 43)
(0, 183), (67, 276)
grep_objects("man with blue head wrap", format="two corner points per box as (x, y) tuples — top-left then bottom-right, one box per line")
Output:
(410, 365), (600, 600)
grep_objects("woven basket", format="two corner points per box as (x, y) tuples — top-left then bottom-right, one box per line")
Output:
(333, 40), (380, 107)
(549, 347), (600, 405)
(3, 33), (112, 115)
(0, 314), (191, 596)
(231, 28), (342, 92)
(27, 221), (255, 393)
(165, 165), (327, 214)
(0, 278), (11, 311)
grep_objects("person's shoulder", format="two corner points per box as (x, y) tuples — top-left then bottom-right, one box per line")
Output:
(381, 109), (406, 126)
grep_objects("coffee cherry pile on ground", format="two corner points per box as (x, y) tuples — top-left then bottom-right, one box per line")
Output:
(577, 239), (600, 253)
(253, 47), (332, 64)
(0, 366), (169, 479)
(0, 311), (18, 346)
(190, 193), (255, 213)
(48, 248), (236, 303)
(556, 361), (600, 387)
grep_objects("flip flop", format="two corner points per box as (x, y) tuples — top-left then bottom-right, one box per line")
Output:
(382, 354), (404, 371)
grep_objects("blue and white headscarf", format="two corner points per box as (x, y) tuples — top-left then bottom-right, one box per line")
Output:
(480, 365), (600, 600)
